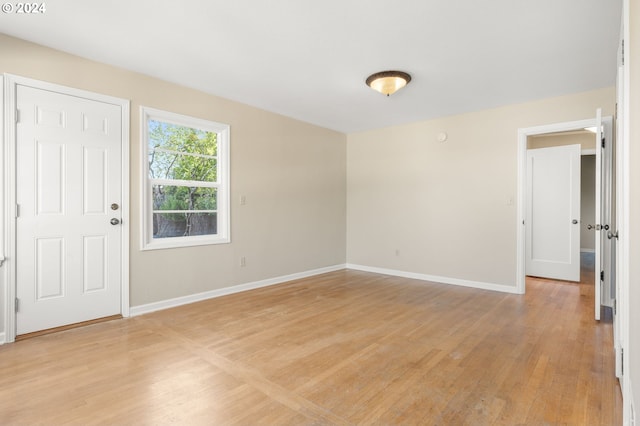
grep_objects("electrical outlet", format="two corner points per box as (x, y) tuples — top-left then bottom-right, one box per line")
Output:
(240, 195), (246, 205)
(395, 249), (400, 256)
(240, 256), (246, 267)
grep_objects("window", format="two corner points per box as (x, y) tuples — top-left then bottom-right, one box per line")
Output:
(141, 107), (230, 250)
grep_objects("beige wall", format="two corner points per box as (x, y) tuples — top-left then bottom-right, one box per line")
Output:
(347, 88), (614, 288)
(0, 34), (347, 319)
(527, 131), (596, 150)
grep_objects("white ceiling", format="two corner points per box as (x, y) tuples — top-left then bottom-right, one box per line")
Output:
(0, 0), (622, 133)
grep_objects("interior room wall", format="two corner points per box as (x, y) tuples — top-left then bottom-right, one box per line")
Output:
(527, 131), (597, 150)
(346, 88), (614, 289)
(0, 33), (347, 325)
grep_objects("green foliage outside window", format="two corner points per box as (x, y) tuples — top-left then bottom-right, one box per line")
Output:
(148, 120), (219, 237)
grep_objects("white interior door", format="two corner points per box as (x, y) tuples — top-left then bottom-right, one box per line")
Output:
(594, 112), (617, 325)
(526, 144), (581, 282)
(16, 84), (122, 335)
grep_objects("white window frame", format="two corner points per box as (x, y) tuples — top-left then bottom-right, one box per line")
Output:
(140, 106), (230, 250)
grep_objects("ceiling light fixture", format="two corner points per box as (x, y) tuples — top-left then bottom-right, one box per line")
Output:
(366, 71), (412, 96)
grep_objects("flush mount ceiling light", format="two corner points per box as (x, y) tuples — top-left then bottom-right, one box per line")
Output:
(366, 71), (412, 96)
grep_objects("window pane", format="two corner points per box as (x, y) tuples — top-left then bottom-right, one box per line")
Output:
(142, 107), (230, 249)
(153, 212), (218, 238)
(149, 150), (217, 182)
(148, 120), (218, 181)
(153, 185), (217, 211)
(149, 120), (217, 156)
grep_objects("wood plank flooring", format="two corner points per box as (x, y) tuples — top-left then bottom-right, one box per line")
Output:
(0, 256), (621, 425)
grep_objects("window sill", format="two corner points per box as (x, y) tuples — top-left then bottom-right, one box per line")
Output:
(141, 235), (230, 251)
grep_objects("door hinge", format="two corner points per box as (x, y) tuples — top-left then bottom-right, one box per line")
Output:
(15, 204), (20, 218)
(614, 299), (617, 315)
(601, 136), (605, 149)
(621, 347), (624, 375)
(600, 270), (604, 282)
(15, 298), (19, 313)
(15, 109), (20, 124)
(622, 40), (625, 65)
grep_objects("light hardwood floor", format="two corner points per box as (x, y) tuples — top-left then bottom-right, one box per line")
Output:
(0, 256), (621, 425)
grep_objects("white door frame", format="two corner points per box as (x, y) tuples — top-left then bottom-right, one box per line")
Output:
(516, 117), (604, 294)
(2, 74), (130, 343)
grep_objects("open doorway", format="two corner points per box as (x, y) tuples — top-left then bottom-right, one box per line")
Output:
(516, 113), (614, 321)
(517, 111), (621, 388)
(525, 130), (597, 281)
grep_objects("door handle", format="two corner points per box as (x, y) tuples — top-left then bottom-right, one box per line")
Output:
(587, 224), (593, 230)
(607, 230), (619, 240)
(572, 219), (579, 224)
(110, 218), (121, 225)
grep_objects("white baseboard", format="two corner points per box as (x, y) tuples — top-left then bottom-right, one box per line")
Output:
(580, 248), (596, 253)
(0, 332), (5, 345)
(346, 263), (520, 294)
(130, 264), (346, 317)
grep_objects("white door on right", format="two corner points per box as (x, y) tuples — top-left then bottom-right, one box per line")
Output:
(526, 144), (581, 282)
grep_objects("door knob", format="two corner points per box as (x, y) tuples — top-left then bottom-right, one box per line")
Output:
(572, 219), (579, 224)
(587, 224), (593, 230)
(110, 218), (120, 225)
(607, 230), (619, 240)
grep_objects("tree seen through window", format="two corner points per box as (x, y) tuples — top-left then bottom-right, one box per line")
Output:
(148, 120), (219, 238)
